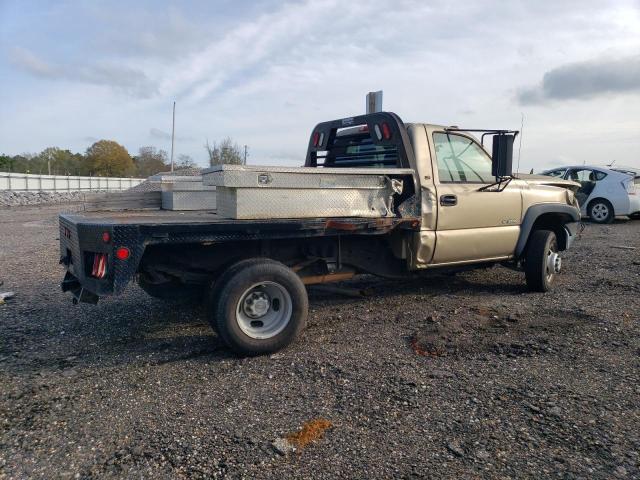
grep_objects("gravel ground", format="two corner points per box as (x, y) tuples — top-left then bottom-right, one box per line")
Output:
(0, 204), (639, 479)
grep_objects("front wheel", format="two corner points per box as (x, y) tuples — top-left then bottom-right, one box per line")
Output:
(524, 230), (561, 292)
(209, 259), (308, 355)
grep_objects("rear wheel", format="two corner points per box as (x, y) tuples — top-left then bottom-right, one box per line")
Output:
(208, 259), (308, 355)
(588, 199), (614, 224)
(524, 230), (560, 292)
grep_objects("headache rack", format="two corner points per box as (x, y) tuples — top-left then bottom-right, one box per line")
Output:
(305, 112), (415, 170)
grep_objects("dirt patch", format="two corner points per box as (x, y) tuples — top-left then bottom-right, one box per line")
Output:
(410, 306), (596, 358)
(286, 419), (333, 451)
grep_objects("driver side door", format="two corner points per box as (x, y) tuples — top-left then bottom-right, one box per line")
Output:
(430, 131), (522, 264)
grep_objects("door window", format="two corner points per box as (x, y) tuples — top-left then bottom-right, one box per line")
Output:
(433, 133), (493, 183)
(567, 168), (598, 204)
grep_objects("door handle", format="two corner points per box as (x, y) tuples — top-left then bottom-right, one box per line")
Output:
(440, 194), (457, 206)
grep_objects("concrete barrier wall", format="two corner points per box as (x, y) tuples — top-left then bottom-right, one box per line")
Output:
(0, 172), (145, 191)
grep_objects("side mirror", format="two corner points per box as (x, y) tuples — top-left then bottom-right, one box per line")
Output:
(491, 134), (515, 178)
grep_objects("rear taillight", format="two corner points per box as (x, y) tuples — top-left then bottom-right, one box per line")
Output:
(312, 132), (320, 147)
(115, 247), (130, 260)
(623, 179), (636, 195)
(381, 122), (392, 140)
(91, 253), (108, 279)
(373, 123), (392, 141)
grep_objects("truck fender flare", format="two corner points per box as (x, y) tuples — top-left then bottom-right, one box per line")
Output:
(515, 204), (580, 258)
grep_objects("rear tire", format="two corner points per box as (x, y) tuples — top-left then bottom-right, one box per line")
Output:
(524, 230), (560, 293)
(588, 198), (614, 224)
(208, 259), (308, 355)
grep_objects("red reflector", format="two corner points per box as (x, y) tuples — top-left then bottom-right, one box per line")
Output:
(381, 122), (392, 140)
(312, 132), (320, 147)
(91, 253), (107, 279)
(102, 232), (110, 243)
(115, 247), (130, 260)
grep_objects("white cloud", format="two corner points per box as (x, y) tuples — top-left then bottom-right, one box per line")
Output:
(518, 55), (640, 104)
(8, 47), (158, 98)
(1, 0), (640, 170)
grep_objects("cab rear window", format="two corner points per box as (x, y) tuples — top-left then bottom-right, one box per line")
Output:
(316, 129), (401, 168)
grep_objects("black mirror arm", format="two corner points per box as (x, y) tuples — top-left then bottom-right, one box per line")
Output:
(478, 176), (513, 193)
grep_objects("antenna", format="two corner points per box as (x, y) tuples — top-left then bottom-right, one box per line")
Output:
(170, 101), (176, 172)
(517, 113), (524, 175)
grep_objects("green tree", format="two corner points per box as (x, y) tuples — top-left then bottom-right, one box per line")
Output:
(34, 147), (85, 175)
(86, 140), (134, 176)
(52, 149), (86, 175)
(205, 137), (244, 166)
(134, 146), (169, 177)
(13, 154), (37, 173)
(0, 154), (12, 171)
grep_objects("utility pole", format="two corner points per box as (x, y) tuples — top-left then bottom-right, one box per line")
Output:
(243, 145), (248, 165)
(170, 101), (176, 172)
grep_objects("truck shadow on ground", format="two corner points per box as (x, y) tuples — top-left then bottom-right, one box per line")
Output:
(2, 270), (550, 376)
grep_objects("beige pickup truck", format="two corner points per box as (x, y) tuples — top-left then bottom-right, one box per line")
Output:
(59, 112), (580, 355)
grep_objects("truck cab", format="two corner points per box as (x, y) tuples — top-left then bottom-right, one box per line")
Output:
(304, 113), (580, 278)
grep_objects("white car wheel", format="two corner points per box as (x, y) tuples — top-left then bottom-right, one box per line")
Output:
(589, 200), (613, 224)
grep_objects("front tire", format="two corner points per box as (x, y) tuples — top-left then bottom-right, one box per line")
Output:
(524, 230), (560, 292)
(209, 259), (308, 355)
(588, 199), (614, 224)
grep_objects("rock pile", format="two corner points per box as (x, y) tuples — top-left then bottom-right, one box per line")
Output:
(0, 190), (105, 207)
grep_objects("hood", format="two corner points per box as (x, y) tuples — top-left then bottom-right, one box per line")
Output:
(516, 174), (580, 192)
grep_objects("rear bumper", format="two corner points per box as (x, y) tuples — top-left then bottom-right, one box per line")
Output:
(59, 215), (144, 303)
(628, 195), (640, 215)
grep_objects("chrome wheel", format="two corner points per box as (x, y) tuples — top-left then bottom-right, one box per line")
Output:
(545, 244), (561, 282)
(236, 282), (292, 339)
(591, 202), (609, 222)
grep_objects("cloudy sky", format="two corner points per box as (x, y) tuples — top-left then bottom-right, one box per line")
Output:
(1, 0), (639, 171)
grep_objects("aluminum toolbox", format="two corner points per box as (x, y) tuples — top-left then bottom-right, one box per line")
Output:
(160, 176), (217, 211)
(202, 165), (414, 219)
